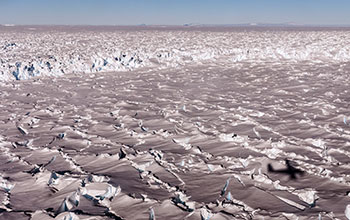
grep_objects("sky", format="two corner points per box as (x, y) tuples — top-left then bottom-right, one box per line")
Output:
(0, 0), (349, 26)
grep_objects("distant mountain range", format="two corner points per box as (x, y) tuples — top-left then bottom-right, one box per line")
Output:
(182, 22), (350, 27)
(1, 23), (350, 27)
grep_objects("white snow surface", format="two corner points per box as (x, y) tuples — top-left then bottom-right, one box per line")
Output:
(1, 26), (350, 81)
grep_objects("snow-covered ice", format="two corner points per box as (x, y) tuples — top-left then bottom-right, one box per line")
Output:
(1, 26), (350, 81)
(0, 25), (350, 219)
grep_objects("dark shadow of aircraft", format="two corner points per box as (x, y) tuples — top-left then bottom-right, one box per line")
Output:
(268, 159), (305, 179)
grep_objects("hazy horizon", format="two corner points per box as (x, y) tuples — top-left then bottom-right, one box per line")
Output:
(0, 0), (350, 26)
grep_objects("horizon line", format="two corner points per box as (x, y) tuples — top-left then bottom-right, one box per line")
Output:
(2, 23), (350, 28)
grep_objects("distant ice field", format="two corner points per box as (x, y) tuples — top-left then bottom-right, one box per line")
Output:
(1, 25), (350, 81)
(0, 26), (350, 219)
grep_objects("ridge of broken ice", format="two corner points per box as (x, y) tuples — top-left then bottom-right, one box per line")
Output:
(1, 27), (350, 81)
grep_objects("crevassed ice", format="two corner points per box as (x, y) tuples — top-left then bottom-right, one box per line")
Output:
(1, 28), (350, 81)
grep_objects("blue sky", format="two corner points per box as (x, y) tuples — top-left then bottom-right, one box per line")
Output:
(0, 0), (349, 25)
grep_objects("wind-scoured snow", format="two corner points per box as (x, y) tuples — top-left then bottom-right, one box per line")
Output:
(1, 25), (350, 219)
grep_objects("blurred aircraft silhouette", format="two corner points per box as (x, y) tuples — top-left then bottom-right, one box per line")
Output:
(268, 159), (304, 179)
